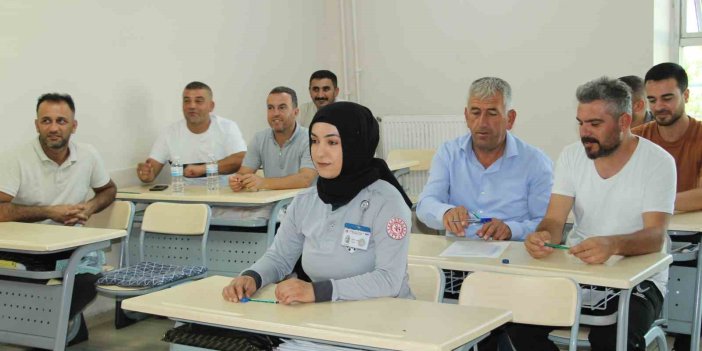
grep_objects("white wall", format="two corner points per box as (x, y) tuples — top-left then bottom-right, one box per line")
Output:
(348, 0), (668, 160)
(0, 0), (673, 320)
(0, 0), (343, 187)
(0, 0), (674, 183)
(0, 0), (344, 319)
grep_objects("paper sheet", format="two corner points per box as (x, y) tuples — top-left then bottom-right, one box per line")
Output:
(439, 240), (510, 258)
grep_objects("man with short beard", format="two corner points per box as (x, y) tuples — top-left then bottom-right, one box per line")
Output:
(0, 93), (116, 225)
(0, 93), (117, 344)
(511, 77), (676, 351)
(217, 87), (317, 221)
(228, 86), (316, 192)
(632, 62), (702, 212)
(298, 70), (342, 128)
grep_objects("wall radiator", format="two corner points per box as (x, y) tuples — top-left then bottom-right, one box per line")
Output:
(377, 115), (466, 197)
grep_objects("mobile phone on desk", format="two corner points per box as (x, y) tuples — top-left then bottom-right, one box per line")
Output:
(149, 184), (169, 191)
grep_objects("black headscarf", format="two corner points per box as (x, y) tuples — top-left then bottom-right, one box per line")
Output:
(309, 102), (412, 209)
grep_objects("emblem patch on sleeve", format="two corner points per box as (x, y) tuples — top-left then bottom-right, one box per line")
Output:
(386, 217), (407, 240)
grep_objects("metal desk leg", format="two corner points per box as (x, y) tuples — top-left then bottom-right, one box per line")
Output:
(52, 241), (108, 350)
(616, 288), (632, 351)
(266, 198), (293, 247)
(691, 244), (702, 351)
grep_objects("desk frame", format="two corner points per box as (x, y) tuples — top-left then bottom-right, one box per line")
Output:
(123, 275), (511, 351)
(667, 228), (702, 351)
(117, 187), (297, 275)
(169, 319), (487, 351)
(0, 241), (110, 351)
(408, 234), (672, 351)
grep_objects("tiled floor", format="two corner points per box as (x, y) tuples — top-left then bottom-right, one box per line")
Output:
(1, 316), (173, 351)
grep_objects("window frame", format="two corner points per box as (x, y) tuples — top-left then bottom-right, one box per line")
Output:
(681, 0), (702, 45)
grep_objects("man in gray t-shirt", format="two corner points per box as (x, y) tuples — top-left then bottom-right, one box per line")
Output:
(229, 86), (316, 192)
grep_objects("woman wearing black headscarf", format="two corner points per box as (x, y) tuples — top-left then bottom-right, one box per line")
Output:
(223, 102), (413, 304)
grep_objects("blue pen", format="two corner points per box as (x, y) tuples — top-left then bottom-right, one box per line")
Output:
(451, 217), (492, 224)
(240, 297), (278, 304)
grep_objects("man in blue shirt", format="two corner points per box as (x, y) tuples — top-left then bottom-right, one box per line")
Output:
(416, 77), (553, 240)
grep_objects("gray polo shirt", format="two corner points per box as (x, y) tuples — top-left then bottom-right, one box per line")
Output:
(244, 179), (414, 302)
(242, 123), (314, 177)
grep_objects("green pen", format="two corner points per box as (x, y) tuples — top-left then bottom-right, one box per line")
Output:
(544, 242), (570, 250)
(470, 210), (482, 220)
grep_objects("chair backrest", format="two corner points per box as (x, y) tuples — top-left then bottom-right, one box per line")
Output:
(407, 263), (444, 302)
(386, 149), (435, 171)
(142, 202), (210, 235)
(139, 202), (211, 266)
(459, 271), (581, 327)
(85, 201), (136, 267)
(85, 200), (135, 231)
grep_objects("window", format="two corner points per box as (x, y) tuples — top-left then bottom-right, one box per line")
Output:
(680, 0), (702, 118)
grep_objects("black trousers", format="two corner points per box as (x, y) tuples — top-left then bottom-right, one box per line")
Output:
(479, 280), (663, 351)
(70, 273), (99, 318)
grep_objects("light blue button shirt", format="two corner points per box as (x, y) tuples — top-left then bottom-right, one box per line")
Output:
(416, 132), (553, 240)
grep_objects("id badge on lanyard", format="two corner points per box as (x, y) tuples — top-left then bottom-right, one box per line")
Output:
(342, 223), (371, 252)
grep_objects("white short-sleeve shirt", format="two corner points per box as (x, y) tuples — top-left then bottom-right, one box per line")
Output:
(553, 137), (676, 294)
(149, 114), (247, 165)
(0, 138), (111, 224)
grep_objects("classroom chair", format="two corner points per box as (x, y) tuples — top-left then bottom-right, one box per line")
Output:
(84, 200), (136, 268)
(76, 201), (137, 339)
(96, 202), (211, 328)
(549, 241), (671, 351)
(407, 263), (445, 302)
(548, 301), (668, 351)
(386, 148), (435, 205)
(459, 271), (582, 351)
(665, 233), (702, 351)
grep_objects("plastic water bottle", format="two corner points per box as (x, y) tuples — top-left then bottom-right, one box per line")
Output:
(171, 157), (184, 194)
(206, 154), (219, 192)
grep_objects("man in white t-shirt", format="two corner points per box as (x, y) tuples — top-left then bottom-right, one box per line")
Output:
(136, 81), (247, 183)
(298, 70), (342, 128)
(503, 77), (676, 351)
(0, 93), (117, 345)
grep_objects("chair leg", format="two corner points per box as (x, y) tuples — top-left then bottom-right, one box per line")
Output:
(644, 326), (667, 351)
(66, 313), (89, 346)
(115, 300), (139, 329)
(65, 312), (82, 344)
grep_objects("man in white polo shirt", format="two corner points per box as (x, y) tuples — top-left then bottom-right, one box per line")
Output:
(0, 93), (117, 345)
(136, 81), (247, 183)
